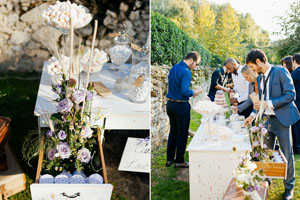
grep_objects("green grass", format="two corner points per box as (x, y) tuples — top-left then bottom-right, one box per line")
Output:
(151, 110), (200, 200)
(0, 73), (41, 199)
(152, 111), (300, 200)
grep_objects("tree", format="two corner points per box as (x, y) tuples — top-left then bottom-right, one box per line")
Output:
(214, 4), (241, 60)
(168, 0), (195, 36)
(194, 0), (216, 51)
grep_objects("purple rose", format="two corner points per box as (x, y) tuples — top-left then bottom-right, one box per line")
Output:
(255, 152), (260, 158)
(246, 186), (254, 192)
(261, 128), (268, 135)
(46, 130), (53, 137)
(86, 91), (94, 101)
(72, 90), (85, 104)
(57, 142), (71, 159)
(47, 148), (57, 160)
(52, 84), (62, 94)
(58, 130), (66, 140)
(80, 125), (93, 138)
(253, 140), (260, 147)
(57, 98), (73, 113)
(250, 126), (260, 132)
(77, 148), (91, 163)
(259, 123), (264, 128)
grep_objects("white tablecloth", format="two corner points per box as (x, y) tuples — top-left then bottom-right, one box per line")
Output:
(187, 125), (251, 200)
(34, 63), (150, 130)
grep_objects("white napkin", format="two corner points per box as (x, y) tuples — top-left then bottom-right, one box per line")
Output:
(39, 174), (54, 184)
(88, 173), (104, 184)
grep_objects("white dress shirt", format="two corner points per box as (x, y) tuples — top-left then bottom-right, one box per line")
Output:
(232, 65), (249, 102)
(259, 65), (275, 115)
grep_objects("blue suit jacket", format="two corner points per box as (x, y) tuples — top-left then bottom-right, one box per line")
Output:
(258, 66), (300, 127)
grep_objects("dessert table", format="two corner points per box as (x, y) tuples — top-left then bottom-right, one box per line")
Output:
(34, 62), (150, 131)
(187, 125), (251, 200)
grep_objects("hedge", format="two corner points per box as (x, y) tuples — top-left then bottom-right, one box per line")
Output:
(151, 12), (221, 67)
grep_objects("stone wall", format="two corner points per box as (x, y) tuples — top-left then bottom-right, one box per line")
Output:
(151, 64), (212, 149)
(0, 0), (149, 72)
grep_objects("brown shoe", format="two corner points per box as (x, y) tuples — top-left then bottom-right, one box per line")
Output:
(174, 161), (189, 168)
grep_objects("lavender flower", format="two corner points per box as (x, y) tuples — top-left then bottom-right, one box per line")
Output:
(77, 148), (91, 163)
(47, 148), (57, 160)
(261, 128), (268, 135)
(250, 126), (260, 132)
(46, 130), (53, 137)
(245, 186), (254, 192)
(80, 125), (93, 138)
(57, 98), (73, 113)
(258, 123), (264, 128)
(52, 84), (62, 94)
(57, 142), (71, 159)
(72, 90), (85, 104)
(86, 91), (94, 101)
(254, 152), (260, 158)
(253, 140), (260, 147)
(253, 185), (259, 191)
(58, 130), (66, 140)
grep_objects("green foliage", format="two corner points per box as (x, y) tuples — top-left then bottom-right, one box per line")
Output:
(151, 12), (220, 67)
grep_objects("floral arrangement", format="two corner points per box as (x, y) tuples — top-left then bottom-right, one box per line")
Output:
(42, 73), (103, 176)
(233, 151), (265, 199)
(248, 117), (272, 162)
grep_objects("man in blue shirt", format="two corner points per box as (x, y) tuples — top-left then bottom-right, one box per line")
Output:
(166, 52), (202, 168)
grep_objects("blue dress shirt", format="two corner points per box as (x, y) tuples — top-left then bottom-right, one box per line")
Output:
(166, 61), (194, 101)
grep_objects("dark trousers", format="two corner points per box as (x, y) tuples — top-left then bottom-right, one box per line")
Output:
(166, 101), (190, 163)
(238, 101), (253, 118)
(292, 120), (300, 153)
(265, 117), (295, 190)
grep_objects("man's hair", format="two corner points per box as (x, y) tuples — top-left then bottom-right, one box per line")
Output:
(224, 58), (236, 66)
(292, 53), (300, 65)
(281, 56), (293, 73)
(246, 49), (268, 64)
(184, 51), (201, 62)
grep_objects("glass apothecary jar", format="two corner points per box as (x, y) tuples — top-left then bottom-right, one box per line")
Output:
(130, 45), (149, 77)
(109, 31), (132, 70)
(127, 74), (149, 103)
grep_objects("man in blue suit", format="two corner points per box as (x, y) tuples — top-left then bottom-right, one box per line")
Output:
(244, 49), (300, 200)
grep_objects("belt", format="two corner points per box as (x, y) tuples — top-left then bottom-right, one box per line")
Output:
(167, 98), (188, 103)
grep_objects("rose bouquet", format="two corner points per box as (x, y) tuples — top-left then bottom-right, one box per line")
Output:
(233, 151), (265, 199)
(248, 117), (272, 162)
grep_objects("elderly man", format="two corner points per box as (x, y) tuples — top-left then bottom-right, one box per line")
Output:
(244, 49), (300, 200)
(166, 52), (202, 168)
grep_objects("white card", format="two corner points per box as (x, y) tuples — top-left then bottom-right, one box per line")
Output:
(118, 137), (150, 173)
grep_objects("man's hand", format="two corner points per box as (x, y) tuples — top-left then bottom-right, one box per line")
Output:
(244, 116), (254, 127)
(253, 101), (267, 110)
(193, 87), (202, 97)
(230, 98), (238, 104)
(223, 87), (231, 93)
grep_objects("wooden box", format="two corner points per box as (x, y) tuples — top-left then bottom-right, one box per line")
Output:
(30, 130), (113, 200)
(0, 144), (26, 199)
(254, 150), (287, 179)
(223, 178), (268, 200)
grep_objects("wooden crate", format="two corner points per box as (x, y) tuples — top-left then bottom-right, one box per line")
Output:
(0, 144), (26, 200)
(30, 129), (113, 200)
(223, 178), (268, 200)
(254, 150), (287, 179)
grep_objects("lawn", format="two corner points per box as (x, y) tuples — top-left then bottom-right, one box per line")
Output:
(0, 72), (40, 199)
(151, 110), (300, 199)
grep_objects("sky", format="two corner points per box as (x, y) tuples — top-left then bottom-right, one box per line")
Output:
(209, 0), (296, 41)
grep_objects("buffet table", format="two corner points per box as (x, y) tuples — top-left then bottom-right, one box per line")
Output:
(187, 125), (251, 200)
(34, 63), (150, 130)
